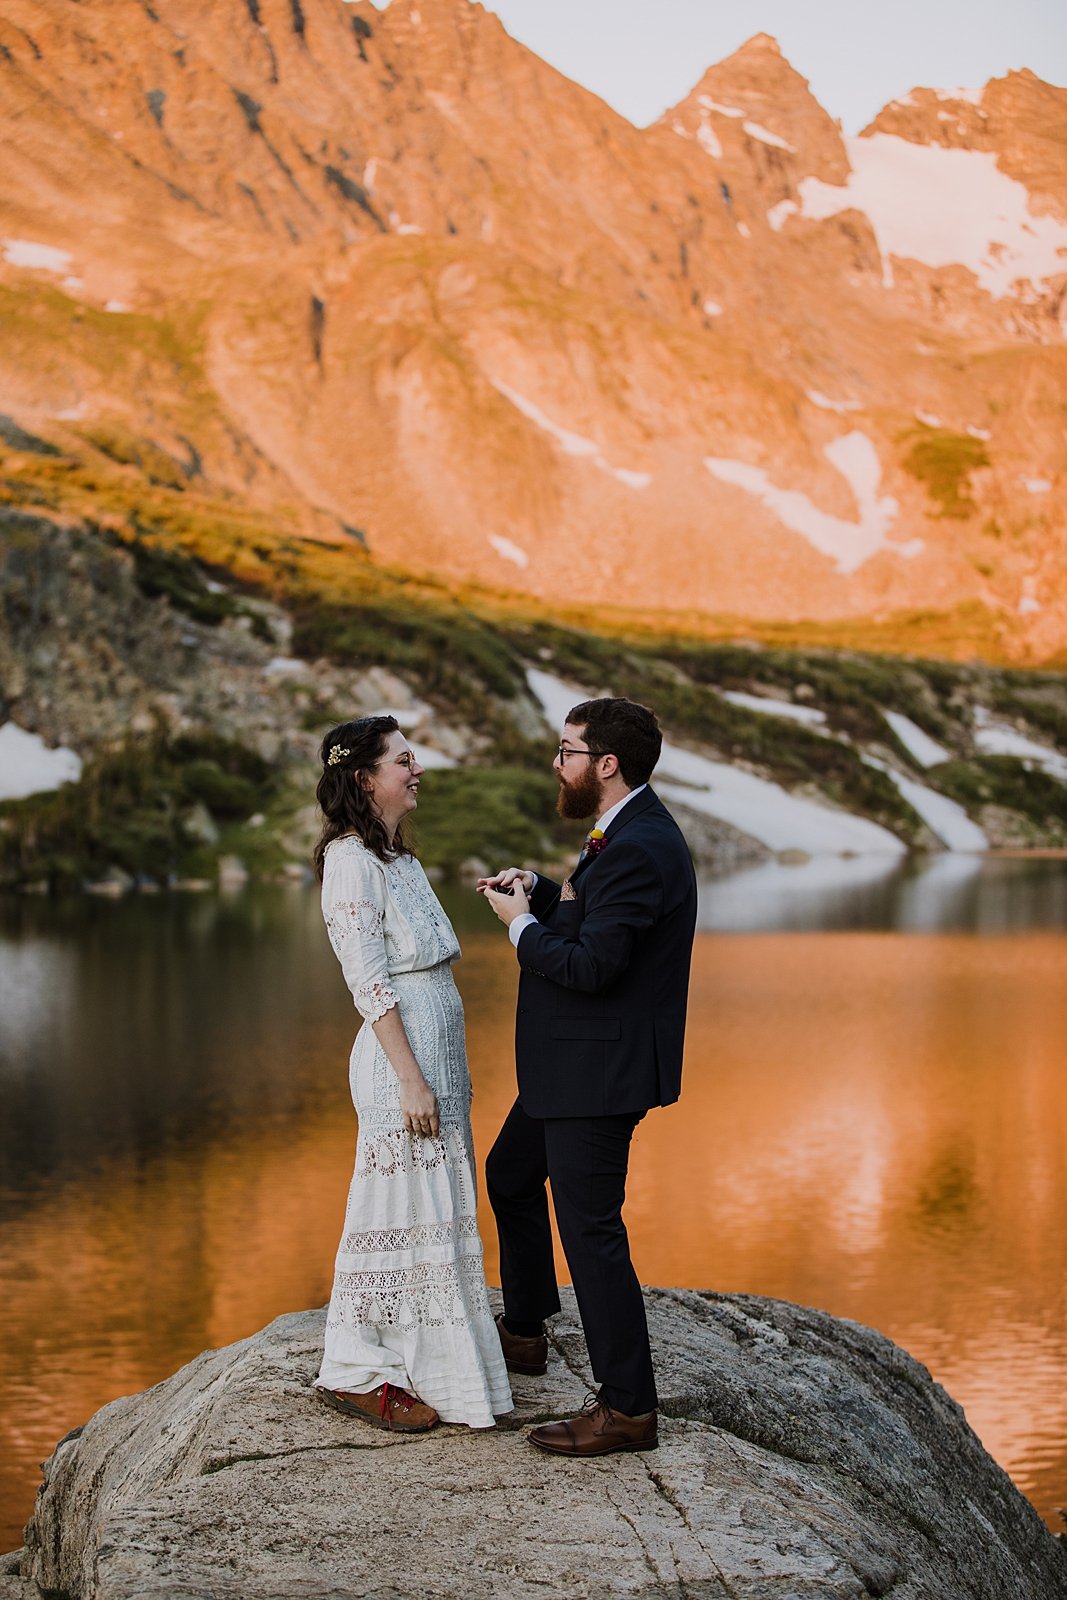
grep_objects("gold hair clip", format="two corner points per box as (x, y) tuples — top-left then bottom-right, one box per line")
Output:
(327, 745), (351, 766)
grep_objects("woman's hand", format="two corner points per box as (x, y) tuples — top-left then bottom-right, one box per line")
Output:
(399, 1074), (440, 1138)
(477, 866), (535, 895)
(371, 1008), (439, 1137)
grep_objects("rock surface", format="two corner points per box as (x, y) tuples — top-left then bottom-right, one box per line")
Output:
(16, 1288), (1067, 1599)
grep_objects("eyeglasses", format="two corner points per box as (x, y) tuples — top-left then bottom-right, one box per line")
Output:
(375, 750), (418, 770)
(557, 744), (608, 763)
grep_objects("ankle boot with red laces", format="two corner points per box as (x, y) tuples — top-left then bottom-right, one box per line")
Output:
(318, 1382), (439, 1431)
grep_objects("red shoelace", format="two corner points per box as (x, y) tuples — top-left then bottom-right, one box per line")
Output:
(379, 1382), (415, 1422)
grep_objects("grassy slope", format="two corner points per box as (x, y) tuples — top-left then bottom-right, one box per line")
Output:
(2, 404), (1066, 886)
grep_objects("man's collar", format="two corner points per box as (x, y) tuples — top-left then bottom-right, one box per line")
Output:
(596, 783), (647, 834)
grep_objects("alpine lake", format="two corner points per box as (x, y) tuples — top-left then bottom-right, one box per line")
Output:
(1, 851), (1066, 1547)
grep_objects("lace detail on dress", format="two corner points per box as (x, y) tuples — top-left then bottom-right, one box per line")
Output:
(357, 978), (398, 1023)
(358, 1126), (468, 1180)
(328, 1254), (488, 1330)
(325, 898), (385, 948)
(357, 1093), (470, 1134)
(383, 856), (457, 964)
(341, 1216), (480, 1254)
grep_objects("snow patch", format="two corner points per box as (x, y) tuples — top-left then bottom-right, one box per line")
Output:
(263, 657), (309, 678)
(1019, 596), (1041, 615)
(526, 669), (905, 856)
(797, 134), (1067, 299)
(412, 745), (455, 770)
(736, 221), (752, 239)
(721, 691), (827, 727)
(671, 120), (692, 140)
(915, 410), (943, 427)
(705, 431), (922, 574)
(696, 119), (723, 160)
(767, 199), (798, 232)
(702, 299), (723, 316)
(363, 157), (378, 192)
(2, 239), (73, 273)
(807, 390), (862, 414)
(881, 710), (950, 768)
(972, 706), (1067, 780)
(489, 534), (528, 569)
(934, 87), (983, 105)
(1022, 477), (1051, 493)
(491, 380), (651, 489)
(744, 120), (795, 152)
(699, 97), (744, 118)
(967, 425), (991, 441)
(866, 755), (987, 851)
(0, 723), (82, 800)
(104, 300), (131, 313)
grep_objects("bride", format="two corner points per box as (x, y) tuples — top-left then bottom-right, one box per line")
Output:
(312, 716), (512, 1431)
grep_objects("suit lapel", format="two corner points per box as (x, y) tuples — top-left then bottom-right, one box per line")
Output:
(567, 786), (660, 892)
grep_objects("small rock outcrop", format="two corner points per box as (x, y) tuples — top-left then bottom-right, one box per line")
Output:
(14, 1289), (1067, 1599)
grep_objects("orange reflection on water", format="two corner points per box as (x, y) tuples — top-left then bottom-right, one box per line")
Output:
(1, 932), (1065, 1545)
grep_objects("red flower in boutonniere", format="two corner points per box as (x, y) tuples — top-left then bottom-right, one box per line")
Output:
(583, 828), (607, 859)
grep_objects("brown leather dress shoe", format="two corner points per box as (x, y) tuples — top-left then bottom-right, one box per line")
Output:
(528, 1393), (658, 1456)
(495, 1313), (548, 1375)
(317, 1382), (439, 1432)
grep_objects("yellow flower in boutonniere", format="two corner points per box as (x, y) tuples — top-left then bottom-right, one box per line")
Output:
(584, 827), (607, 859)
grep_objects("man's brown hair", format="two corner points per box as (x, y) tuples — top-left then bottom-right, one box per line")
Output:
(567, 697), (662, 789)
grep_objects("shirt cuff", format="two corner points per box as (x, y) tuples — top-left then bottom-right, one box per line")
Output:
(509, 912), (538, 948)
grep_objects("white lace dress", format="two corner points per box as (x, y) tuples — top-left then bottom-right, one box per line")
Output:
(315, 834), (512, 1427)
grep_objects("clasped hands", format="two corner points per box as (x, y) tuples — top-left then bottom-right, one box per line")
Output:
(477, 866), (534, 927)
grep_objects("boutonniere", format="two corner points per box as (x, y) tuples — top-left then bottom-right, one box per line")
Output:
(584, 828), (607, 859)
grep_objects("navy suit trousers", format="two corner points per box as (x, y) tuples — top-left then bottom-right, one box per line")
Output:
(486, 1097), (657, 1416)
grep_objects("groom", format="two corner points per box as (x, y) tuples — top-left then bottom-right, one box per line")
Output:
(480, 696), (697, 1457)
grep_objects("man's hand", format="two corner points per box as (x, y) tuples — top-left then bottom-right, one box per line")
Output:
(477, 866), (535, 895)
(481, 879), (532, 927)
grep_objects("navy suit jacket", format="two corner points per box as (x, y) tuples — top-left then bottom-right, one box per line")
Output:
(514, 785), (698, 1119)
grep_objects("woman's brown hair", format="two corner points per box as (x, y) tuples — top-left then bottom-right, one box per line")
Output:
(313, 716), (413, 880)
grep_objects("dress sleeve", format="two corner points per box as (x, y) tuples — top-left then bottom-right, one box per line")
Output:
(322, 844), (399, 1023)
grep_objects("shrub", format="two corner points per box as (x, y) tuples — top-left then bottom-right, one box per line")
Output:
(931, 757), (1067, 828)
(291, 600), (524, 717)
(112, 531), (238, 625)
(0, 731), (275, 889)
(900, 427), (990, 519)
(412, 767), (582, 873)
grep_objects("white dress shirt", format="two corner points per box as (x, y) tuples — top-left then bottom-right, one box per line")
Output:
(508, 784), (648, 948)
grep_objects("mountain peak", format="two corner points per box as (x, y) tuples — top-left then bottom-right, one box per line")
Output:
(738, 33), (782, 55)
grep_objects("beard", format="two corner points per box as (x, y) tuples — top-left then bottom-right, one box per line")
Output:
(556, 761), (602, 821)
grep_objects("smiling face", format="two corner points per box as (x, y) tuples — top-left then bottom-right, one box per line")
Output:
(362, 728), (424, 829)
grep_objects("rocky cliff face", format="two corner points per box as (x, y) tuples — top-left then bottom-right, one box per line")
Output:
(9, 1288), (1067, 1599)
(0, 0), (1064, 661)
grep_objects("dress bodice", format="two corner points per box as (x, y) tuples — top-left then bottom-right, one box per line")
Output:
(321, 835), (460, 1022)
